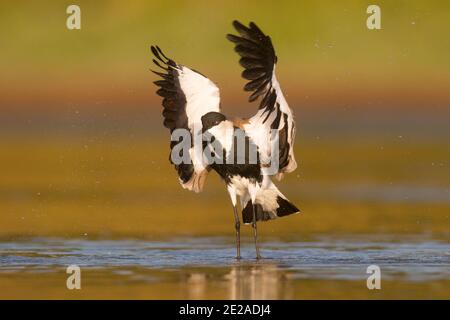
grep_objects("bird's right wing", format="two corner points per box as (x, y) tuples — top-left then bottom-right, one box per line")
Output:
(227, 21), (297, 180)
(151, 46), (221, 192)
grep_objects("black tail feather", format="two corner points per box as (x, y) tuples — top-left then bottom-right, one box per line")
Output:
(242, 196), (299, 224)
(276, 196), (299, 217)
(242, 203), (271, 224)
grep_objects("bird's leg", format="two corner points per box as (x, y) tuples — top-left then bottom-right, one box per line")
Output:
(233, 205), (241, 259)
(252, 203), (262, 259)
(227, 185), (240, 260)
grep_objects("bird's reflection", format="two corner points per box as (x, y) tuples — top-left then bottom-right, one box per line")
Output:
(225, 263), (293, 299)
(185, 263), (293, 299)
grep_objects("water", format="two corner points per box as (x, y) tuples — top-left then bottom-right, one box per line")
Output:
(0, 237), (449, 298)
(1, 237), (449, 277)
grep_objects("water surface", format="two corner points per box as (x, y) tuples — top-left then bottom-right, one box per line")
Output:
(1, 236), (449, 299)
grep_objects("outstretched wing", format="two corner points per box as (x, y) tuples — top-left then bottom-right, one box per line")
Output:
(227, 21), (297, 179)
(151, 45), (221, 192)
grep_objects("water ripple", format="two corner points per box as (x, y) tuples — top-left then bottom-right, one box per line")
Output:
(0, 237), (449, 281)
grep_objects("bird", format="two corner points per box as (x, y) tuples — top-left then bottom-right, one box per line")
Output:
(151, 20), (300, 259)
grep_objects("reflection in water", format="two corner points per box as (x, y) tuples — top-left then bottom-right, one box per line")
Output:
(186, 272), (209, 300)
(1, 238), (450, 299)
(186, 263), (293, 299)
(226, 263), (293, 299)
(0, 237), (450, 299)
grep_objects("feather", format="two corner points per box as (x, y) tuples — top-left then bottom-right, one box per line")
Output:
(242, 68), (267, 80)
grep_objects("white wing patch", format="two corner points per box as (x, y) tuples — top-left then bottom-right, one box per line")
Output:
(178, 66), (221, 130)
(227, 21), (297, 179)
(243, 74), (297, 179)
(152, 46), (221, 193)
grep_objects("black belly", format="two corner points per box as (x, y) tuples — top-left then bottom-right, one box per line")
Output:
(206, 126), (263, 184)
(211, 162), (262, 184)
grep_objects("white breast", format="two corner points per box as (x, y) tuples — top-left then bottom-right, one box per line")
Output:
(207, 120), (235, 153)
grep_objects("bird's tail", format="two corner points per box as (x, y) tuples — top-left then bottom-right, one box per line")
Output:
(241, 182), (300, 224)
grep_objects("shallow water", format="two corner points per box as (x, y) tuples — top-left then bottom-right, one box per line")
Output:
(0, 237), (449, 299)
(1, 237), (449, 280)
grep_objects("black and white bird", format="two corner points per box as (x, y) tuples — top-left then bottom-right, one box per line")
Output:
(151, 21), (299, 259)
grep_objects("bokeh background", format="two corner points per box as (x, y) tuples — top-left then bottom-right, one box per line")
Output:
(0, 0), (449, 299)
(1, 0), (449, 238)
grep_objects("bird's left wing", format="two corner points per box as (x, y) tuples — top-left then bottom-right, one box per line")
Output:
(151, 45), (221, 192)
(227, 21), (297, 180)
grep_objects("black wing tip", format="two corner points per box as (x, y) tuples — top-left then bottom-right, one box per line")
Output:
(150, 45), (158, 54)
(228, 20), (277, 105)
(232, 20), (252, 34)
(151, 45), (165, 60)
(232, 20), (243, 28)
(232, 20), (264, 34)
(226, 33), (238, 42)
(150, 45), (178, 72)
(150, 45), (164, 54)
(152, 58), (168, 71)
(249, 21), (262, 32)
(151, 45), (166, 68)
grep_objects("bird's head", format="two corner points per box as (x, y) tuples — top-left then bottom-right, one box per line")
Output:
(201, 112), (227, 133)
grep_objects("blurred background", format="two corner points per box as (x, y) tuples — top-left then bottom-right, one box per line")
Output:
(1, 0), (449, 238)
(0, 0), (449, 299)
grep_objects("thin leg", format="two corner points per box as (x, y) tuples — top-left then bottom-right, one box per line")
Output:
(233, 205), (241, 259)
(227, 186), (240, 260)
(252, 204), (261, 259)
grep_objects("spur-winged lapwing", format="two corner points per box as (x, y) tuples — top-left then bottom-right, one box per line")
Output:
(151, 21), (300, 259)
